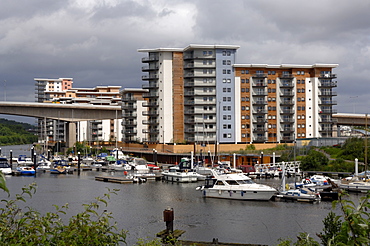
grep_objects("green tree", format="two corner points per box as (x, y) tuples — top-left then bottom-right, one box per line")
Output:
(0, 173), (127, 245)
(300, 149), (329, 171)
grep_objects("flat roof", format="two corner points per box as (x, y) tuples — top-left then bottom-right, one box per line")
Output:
(138, 44), (240, 53)
(233, 63), (339, 68)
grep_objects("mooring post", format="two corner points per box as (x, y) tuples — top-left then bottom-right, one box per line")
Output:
(10, 150), (12, 167)
(78, 152), (81, 176)
(163, 207), (174, 233)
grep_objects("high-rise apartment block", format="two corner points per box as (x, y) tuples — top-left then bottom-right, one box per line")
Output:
(34, 78), (122, 147)
(138, 44), (338, 144)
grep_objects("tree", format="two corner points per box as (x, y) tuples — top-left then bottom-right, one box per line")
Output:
(0, 172), (127, 245)
(300, 149), (329, 171)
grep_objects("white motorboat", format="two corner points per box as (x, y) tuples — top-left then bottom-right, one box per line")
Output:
(130, 158), (150, 173)
(339, 180), (370, 193)
(196, 170), (277, 200)
(17, 155), (34, 166)
(162, 158), (198, 183)
(0, 157), (12, 175)
(36, 158), (52, 172)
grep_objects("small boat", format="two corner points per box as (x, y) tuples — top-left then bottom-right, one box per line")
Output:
(16, 166), (36, 175)
(162, 158), (198, 183)
(275, 187), (321, 203)
(17, 155), (34, 166)
(36, 159), (52, 172)
(196, 170), (277, 201)
(49, 166), (68, 174)
(0, 157), (12, 175)
(339, 180), (370, 193)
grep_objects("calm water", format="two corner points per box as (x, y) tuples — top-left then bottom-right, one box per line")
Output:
(0, 145), (365, 245)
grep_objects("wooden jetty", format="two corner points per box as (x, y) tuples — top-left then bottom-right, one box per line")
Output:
(95, 173), (163, 184)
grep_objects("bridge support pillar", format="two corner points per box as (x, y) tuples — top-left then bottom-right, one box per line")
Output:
(66, 122), (77, 149)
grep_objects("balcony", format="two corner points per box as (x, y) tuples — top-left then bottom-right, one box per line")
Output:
(123, 120), (137, 126)
(280, 91), (294, 96)
(252, 100), (267, 105)
(319, 91), (337, 96)
(184, 100), (195, 105)
(319, 73), (337, 79)
(252, 82), (267, 87)
(141, 65), (158, 71)
(123, 130), (137, 135)
(280, 82), (294, 87)
(319, 81), (337, 87)
(252, 91), (267, 96)
(280, 109), (294, 114)
(281, 136), (295, 142)
(121, 105), (136, 110)
(281, 118), (294, 123)
(142, 129), (159, 134)
(142, 83), (158, 89)
(185, 128), (195, 133)
(142, 56), (159, 62)
(319, 100), (337, 105)
(122, 113), (137, 118)
(320, 118), (333, 123)
(251, 73), (267, 78)
(253, 127), (267, 133)
(142, 102), (158, 107)
(280, 127), (294, 132)
(319, 109), (337, 114)
(255, 118), (267, 123)
(122, 96), (135, 102)
(143, 92), (159, 98)
(142, 120), (158, 125)
(279, 74), (294, 79)
(254, 136), (267, 142)
(253, 109), (267, 114)
(142, 111), (158, 116)
(280, 100), (294, 106)
(142, 74), (158, 80)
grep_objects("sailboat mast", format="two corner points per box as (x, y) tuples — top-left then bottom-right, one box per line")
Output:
(365, 114), (368, 174)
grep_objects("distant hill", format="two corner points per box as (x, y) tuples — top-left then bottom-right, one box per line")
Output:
(0, 118), (38, 146)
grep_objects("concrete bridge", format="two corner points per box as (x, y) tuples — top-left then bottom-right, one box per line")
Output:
(0, 101), (122, 147)
(333, 113), (370, 127)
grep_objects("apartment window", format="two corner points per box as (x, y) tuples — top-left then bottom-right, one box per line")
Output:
(246, 97), (250, 101)
(297, 115), (301, 119)
(297, 71), (300, 75)
(209, 97), (213, 101)
(302, 80), (305, 84)
(246, 79), (249, 83)
(297, 98), (301, 102)
(297, 80), (301, 84)
(241, 97), (245, 102)
(268, 80), (271, 84)
(298, 106), (301, 110)
(227, 51), (231, 56)
(301, 71), (305, 75)
(272, 80), (276, 84)
(241, 88), (245, 93)
(203, 60), (207, 65)
(223, 88), (227, 93)
(223, 69), (226, 74)
(302, 124), (305, 128)
(268, 115), (272, 119)
(297, 124), (301, 128)
(222, 51), (226, 56)
(241, 115), (245, 119)
(227, 115), (231, 120)
(223, 97), (227, 101)
(223, 115), (227, 120)
(223, 106), (227, 111)
(241, 70), (245, 74)
(223, 78), (227, 83)
(302, 106), (305, 110)
(241, 79), (245, 83)
(203, 51), (207, 56)
(223, 134), (227, 138)
(223, 124), (227, 129)
(209, 60), (213, 65)
(302, 97), (305, 102)
(227, 70), (231, 74)
(203, 69), (208, 74)
(242, 134), (246, 138)
(272, 98), (276, 102)
(272, 115), (276, 119)
(223, 60), (226, 65)
(227, 88), (231, 92)
(203, 97), (207, 101)
(227, 60), (231, 65)
(242, 124), (245, 129)
(227, 97), (231, 101)
(227, 79), (231, 83)
(245, 70), (249, 74)
(302, 115), (305, 119)
(297, 89), (301, 93)
(302, 89), (305, 93)
(256, 70), (264, 74)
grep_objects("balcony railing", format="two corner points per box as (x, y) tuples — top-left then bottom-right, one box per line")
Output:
(319, 73), (337, 79)
(280, 82), (294, 87)
(319, 81), (337, 87)
(319, 100), (337, 105)
(142, 56), (159, 62)
(142, 111), (158, 116)
(319, 91), (337, 96)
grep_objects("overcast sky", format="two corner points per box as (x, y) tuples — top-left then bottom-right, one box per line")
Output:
(1, 0), (370, 123)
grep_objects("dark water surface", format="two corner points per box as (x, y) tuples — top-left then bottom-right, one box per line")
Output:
(0, 145), (365, 245)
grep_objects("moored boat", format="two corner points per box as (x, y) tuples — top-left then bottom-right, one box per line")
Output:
(0, 157), (12, 175)
(162, 158), (198, 183)
(196, 170), (277, 201)
(16, 166), (35, 175)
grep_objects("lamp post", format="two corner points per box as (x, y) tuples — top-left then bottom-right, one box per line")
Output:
(260, 151), (264, 165)
(153, 149), (157, 165)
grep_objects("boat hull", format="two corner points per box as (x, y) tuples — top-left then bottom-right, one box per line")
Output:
(202, 189), (276, 201)
(163, 172), (198, 183)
